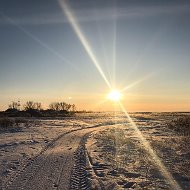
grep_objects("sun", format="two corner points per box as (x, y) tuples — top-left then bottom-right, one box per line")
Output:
(107, 89), (122, 102)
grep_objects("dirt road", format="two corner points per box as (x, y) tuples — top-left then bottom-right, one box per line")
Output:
(3, 124), (109, 190)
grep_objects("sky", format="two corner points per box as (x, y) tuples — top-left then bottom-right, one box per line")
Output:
(0, 0), (190, 112)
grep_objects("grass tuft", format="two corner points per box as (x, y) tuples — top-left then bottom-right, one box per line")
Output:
(167, 116), (190, 136)
(0, 117), (29, 132)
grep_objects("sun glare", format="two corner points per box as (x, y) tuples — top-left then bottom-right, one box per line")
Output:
(108, 90), (122, 102)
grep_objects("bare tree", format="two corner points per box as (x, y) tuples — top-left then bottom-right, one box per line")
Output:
(55, 103), (60, 111)
(8, 101), (20, 110)
(65, 103), (72, 111)
(35, 102), (42, 110)
(24, 101), (36, 110)
(71, 104), (76, 112)
(49, 102), (60, 111)
(59, 102), (66, 111)
(49, 102), (73, 112)
(58, 102), (72, 111)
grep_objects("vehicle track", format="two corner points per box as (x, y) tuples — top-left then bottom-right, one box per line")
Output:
(70, 134), (105, 190)
(70, 133), (92, 190)
(3, 122), (120, 190)
(2, 128), (78, 189)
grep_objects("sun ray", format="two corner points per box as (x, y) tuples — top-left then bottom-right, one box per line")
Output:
(58, 0), (111, 89)
(118, 102), (182, 190)
(0, 12), (79, 71)
(121, 72), (154, 92)
(112, 0), (117, 88)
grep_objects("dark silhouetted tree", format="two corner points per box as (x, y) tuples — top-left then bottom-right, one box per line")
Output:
(35, 102), (42, 110)
(65, 103), (71, 111)
(49, 102), (60, 111)
(24, 101), (36, 110)
(71, 104), (76, 112)
(59, 102), (69, 111)
(8, 101), (20, 110)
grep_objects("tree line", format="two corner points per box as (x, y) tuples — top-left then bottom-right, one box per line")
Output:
(3, 101), (77, 117)
(8, 101), (76, 112)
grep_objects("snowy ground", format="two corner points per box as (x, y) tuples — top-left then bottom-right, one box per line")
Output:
(0, 112), (190, 189)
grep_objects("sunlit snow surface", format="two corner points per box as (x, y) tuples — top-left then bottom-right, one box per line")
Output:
(0, 112), (190, 189)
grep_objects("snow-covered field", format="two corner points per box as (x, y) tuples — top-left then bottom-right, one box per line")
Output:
(0, 112), (190, 189)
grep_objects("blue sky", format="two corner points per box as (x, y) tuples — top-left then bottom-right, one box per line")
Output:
(0, 0), (190, 111)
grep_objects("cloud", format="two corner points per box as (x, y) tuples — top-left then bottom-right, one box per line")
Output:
(0, 3), (190, 26)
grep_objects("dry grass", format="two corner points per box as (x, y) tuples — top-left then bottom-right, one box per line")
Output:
(0, 117), (29, 132)
(0, 118), (14, 128)
(166, 116), (190, 136)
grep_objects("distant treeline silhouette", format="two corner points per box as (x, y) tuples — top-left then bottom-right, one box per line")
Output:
(0, 101), (76, 117)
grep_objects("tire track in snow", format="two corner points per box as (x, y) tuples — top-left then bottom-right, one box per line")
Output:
(3, 121), (122, 190)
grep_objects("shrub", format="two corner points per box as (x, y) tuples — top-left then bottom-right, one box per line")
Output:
(0, 118), (14, 129)
(167, 116), (190, 136)
(0, 117), (28, 132)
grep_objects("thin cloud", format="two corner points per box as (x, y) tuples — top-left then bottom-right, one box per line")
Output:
(0, 4), (190, 25)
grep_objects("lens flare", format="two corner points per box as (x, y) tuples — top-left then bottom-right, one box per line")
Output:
(118, 102), (182, 190)
(112, 2), (117, 87)
(121, 73), (154, 92)
(108, 89), (122, 102)
(58, 0), (111, 89)
(57, 2), (181, 189)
